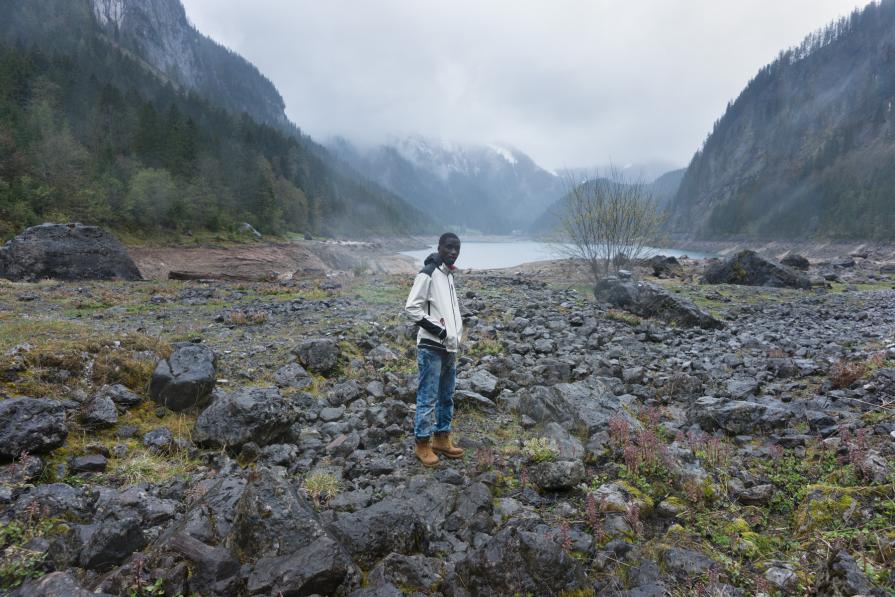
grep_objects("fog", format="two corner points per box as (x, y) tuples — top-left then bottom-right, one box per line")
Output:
(182, 0), (862, 170)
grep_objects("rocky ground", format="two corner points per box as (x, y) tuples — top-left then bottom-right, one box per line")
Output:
(1, 253), (894, 596)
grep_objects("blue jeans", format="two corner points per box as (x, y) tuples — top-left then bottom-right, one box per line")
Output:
(414, 347), (456, 440)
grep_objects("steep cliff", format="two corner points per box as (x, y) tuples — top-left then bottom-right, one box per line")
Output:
(668, 0), (895, 240)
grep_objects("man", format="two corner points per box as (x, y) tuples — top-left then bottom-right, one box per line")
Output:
(404, 233), (464, 467)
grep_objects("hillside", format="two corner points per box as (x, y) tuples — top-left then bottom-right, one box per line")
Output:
(327, 136), (565, 234)
(0, 0), (430, 239)
(667, 0), (895, 240)
(529, 169), (684, 235)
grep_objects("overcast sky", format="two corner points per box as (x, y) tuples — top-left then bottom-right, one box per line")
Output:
(181, 0), (862, 170)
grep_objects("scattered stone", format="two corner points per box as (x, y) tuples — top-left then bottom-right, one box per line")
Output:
(69, 454), (107, 473)
(529, 459), (584, 491)
(150, 343), (217, 411)
(272, 362), (313, 388)
(648, 254), (684, 278)
(193, 387), (300, 449)
(81, 394), (118, 429)
(143, 427), (176, 453)
(97, 384), (143, 408)
(0, 397), (68, 458)
(453, 525), (588, 595)
(247, 536), (358, 596)
(293, 338), (340, 374)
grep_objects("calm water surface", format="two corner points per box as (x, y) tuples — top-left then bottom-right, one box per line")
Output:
(401, 241), (710, 270)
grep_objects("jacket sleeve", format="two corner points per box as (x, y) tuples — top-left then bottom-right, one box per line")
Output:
(405, 273), (447, 339)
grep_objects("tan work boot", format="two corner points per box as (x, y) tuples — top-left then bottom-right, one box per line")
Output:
(432, 432), (464, 458)
(415, 438), (439, 467)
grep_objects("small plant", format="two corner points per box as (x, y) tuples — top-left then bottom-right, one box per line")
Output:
(522, 437), (559, 463)
(227, 309), (268, 326)
(303, 471), (340, 507)
(830, 359), (867, 389)
(475, 447), (495, 472)
(608, 415), (630, 450)
(606, 309), (642, 327)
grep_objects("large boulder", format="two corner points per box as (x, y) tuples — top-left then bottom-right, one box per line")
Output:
(517, 377), (637, 436)
(330, 498), (430, 566)
(0, 223), (141, 281)
(0, 397), (68, 459)
(452, 525), (588, 596)
(594, 277), (723, 329)
(780, 253), (810, 271)
(193, 387), (300, 450)
(647, 254), (684, 278)
(247, 536), (358, 596)
(702, 250), (810, 288)
(150, 343), (217, 411)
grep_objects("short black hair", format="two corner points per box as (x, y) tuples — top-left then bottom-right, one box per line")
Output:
(438, 232), (460, 246)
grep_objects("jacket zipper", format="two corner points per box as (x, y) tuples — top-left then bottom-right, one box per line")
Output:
(447, 271), (459, 337)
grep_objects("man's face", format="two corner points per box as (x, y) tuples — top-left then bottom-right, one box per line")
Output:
(438, 238), (461, 266)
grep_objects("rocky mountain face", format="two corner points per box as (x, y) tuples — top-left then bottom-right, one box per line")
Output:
(91, 0), (289, 129)
(667, 1), (895, 240)
(328, 137), (565, 233)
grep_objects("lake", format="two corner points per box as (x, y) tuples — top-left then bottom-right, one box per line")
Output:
(400, 240), (710, 270)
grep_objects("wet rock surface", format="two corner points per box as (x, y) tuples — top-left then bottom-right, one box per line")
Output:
(1, 256), (894, 594)
(0, 223), (142, 282)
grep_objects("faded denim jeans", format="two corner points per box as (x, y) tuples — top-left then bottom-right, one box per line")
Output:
(414, 346), (456, 440)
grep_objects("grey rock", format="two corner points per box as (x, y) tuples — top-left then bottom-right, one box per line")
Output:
(247, 536), (358, 596)
(368, 553), (445, 591)
(81, 394), (118, 429)
(331, 498), (430, 566)
(529, 459), (584, 491)
(692, 397), (790, 435)
(69, 454), (107, 473)
(648, 254), (684, 278)
(194, 387), (299, 449)
(15, 483), (95, 520)
(702, 250), (810, 288)
(594, 276), (723, 329)
(0, 223), (141, 281)
(453, 525), (588, 596)
(11, 571), (116, 597)
(542, 422), (584, 460)
(816, 550), (885, 596)
(662, 547), (718, 576)
(764, 564), (797, 590)
(150, 343), (217, 411)
(0, 397), (68, 458)
(164, 533), (240, 596)
(143, 427), (176, 453)
(293, 338), (340, 374)
(78, 516), (146, 570)
(781, 253), (810, 270)
(465, 369), (499, 397)
(97, 384), (143, 408)
(368, 344), (398, 366)
(272, 362), (312, 388)
(454, 390), (497, 412)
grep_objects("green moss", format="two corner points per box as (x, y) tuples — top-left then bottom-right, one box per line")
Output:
(794, 489), (855, 534)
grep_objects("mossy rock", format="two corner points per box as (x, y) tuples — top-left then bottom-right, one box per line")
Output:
(794, 486), (857, 534)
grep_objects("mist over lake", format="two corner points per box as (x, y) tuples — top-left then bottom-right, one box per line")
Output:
(401, 240), (711, 270)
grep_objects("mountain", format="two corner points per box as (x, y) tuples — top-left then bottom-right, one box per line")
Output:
(529, 169), (686, 235)
(0, 0), (430, 239)
(327, 136), (565, 234)
(667, 0), (895, 240)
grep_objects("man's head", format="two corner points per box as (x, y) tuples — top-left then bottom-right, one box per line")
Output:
(438, 232), (461, 267)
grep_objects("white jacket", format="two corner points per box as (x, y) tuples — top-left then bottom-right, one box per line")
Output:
(404, 253), (463, 352)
